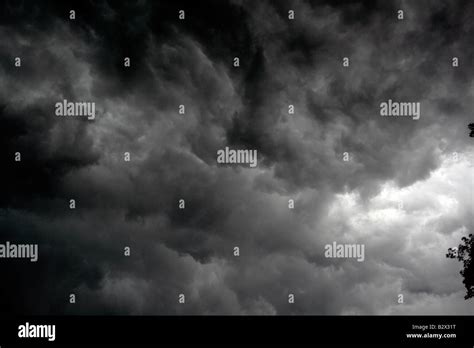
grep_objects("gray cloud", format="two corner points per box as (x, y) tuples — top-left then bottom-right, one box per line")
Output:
(0, 0), (473, 315)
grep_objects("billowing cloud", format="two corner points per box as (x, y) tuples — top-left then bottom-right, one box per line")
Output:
(0, 0), (473, 315)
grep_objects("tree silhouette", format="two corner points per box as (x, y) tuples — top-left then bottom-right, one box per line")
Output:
(469, 123), (474, 137)
(447, 234), (474, 299)
(446, 123), (474, 299)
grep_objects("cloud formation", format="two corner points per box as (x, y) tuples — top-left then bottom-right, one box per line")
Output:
(0, 0), (473, 315)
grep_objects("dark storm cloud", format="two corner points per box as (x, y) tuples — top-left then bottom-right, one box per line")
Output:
(0, 0), (473, 315)
(233, 0), (473, 195)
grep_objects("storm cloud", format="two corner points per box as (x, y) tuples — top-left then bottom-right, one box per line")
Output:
(0, 0), (473, 315)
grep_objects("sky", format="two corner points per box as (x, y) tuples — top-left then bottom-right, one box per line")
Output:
(0, 0), (473, 315)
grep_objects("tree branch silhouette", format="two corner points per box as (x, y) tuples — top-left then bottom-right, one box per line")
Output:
(446, 124), (474, 299)
(447, 234), (474, 299)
